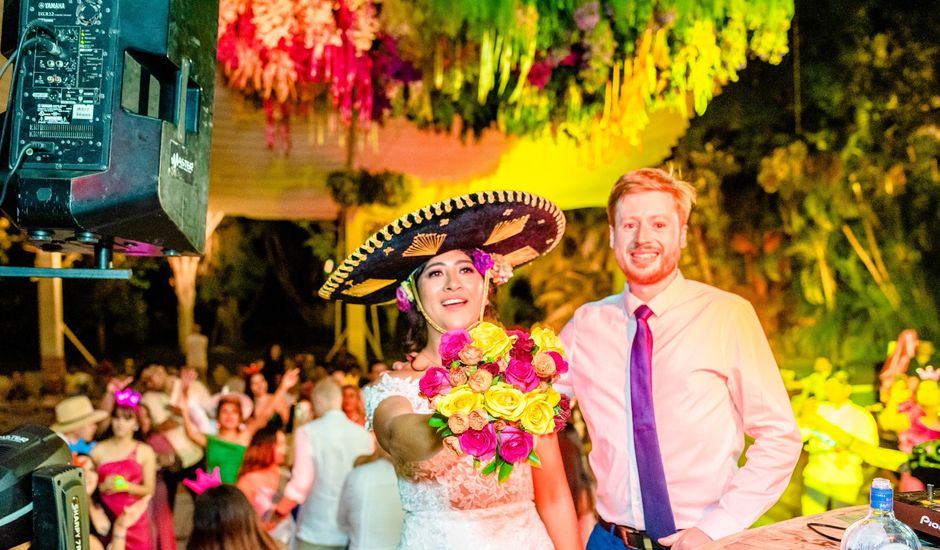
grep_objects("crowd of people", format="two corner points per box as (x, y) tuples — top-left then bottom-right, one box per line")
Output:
(49, 346), (427, 550)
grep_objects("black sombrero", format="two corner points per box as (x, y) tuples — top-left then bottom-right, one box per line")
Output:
(318, 190), (566, 304)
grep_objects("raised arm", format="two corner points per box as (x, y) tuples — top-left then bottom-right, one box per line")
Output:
(179, 385), (208, 448)
(249, 368), (300, 434)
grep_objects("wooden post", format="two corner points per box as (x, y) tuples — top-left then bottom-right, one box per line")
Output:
(36, 252), (65, 392)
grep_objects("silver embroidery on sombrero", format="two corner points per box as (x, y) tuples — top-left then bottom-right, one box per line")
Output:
(402, 233), (447, 257)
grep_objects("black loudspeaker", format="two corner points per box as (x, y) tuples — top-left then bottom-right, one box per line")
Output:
(0, 424), (86, 550)
(3, 0), (218, 256)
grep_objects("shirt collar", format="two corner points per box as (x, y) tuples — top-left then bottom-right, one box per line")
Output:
(623, 270), (687, 318)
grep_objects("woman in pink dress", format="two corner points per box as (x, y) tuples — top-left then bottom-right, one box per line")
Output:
(91, 390), (156, 550)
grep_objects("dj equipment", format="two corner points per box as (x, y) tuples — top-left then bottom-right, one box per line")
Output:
(1, 0), (218, 258)
(894, 489), (940, 544)
(0, 424), (89, 549)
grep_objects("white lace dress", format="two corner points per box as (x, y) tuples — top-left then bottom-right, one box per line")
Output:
(365, 374), (554, 550)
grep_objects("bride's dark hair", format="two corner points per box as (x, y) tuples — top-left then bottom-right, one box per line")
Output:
(401, 250), (499, 355)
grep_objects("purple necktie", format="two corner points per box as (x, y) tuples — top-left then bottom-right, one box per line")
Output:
(631, 305), (676, 540)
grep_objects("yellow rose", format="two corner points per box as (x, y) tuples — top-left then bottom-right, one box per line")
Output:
(483, 383), (527, 421)
(544, 387), (561, 407)
(520, 394), (557, 435)
(469, 322), (515, 360)
(530, 326), (566, 357)
(436, 385), (484, 417)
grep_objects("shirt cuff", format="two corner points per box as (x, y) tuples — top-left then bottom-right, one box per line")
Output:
(695, 508), (742, 542)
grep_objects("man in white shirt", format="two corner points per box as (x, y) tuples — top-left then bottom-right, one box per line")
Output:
(337, 447), (405, 550)
(560, 168), (801, 550)
(275, 378), (373, 550)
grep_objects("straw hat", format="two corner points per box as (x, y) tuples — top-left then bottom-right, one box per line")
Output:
(318, 190), (566, 304)
(51, 395), (109, 433)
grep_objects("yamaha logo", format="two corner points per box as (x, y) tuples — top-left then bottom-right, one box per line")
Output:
(39, 2), (66, 8)
(170, 152), (195, 174)
(0, 434), (29, 444)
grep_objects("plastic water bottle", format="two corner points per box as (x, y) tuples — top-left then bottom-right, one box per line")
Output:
(841, 478), (921, 549)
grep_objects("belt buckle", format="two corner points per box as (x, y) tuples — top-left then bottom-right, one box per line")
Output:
(618, 526), (653, 550)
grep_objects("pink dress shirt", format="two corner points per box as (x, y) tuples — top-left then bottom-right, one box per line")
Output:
(559, 271), (801, 541)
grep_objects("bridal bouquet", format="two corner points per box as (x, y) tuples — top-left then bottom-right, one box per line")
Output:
(418, 322), (572, 482)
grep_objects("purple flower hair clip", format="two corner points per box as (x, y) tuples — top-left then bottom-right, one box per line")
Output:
(114, 388), (141, 408)
(472, 249), (513, 285)
(396, 280), (415, 312)
(471, 249), (495, 275)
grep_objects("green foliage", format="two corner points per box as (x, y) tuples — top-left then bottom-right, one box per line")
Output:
(326, 170), (411, 208)
(521, 208), (615, 331)
(672, 0), (940, 370)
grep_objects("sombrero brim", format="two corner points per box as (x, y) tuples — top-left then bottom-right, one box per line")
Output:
(319, 190), (566, 304)
(51, 409), (109, 434)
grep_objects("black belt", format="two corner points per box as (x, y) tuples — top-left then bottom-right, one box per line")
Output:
(597, 517), (666, 550)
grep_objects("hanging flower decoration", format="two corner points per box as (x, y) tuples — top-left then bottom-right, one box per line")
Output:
(218, 0), (793, 152)
(217, 0), (379, 145)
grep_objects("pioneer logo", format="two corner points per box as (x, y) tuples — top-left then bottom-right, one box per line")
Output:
(71, 496), (82, 549)
(920, 515), (940, 531)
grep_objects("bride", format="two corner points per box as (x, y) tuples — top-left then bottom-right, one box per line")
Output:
(319, 191), (580, 550)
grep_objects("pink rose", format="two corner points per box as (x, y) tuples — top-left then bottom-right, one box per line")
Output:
(507, 329), (534, 361)
(418, 367), (452, 398)
(497, 425), (534, 464)
(468, 409), (489, 431)
(504, 358), (539, 392)
(532, 353), (556, 378)
(440, 330), (472, 365)
(448, 412), (471, 434)
(546, 351), (568, 375)
(459, 424), (497, 460)
(468, 369), (494, 393)
(449, 367), (468, 386)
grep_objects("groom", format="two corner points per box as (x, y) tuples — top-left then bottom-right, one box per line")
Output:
(559, 168), (801, 549)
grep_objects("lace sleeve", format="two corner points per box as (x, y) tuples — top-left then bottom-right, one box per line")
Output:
(364, 374), (429, 431)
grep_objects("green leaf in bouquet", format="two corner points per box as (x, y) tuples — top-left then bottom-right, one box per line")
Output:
(528, 450), (542, 468)
(498, 460), (514, 483)
(473, 458), (481, 469)
(481, 458), (498, 476)
(439, 428), (453, 438)
(429, 415), (447, 428)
